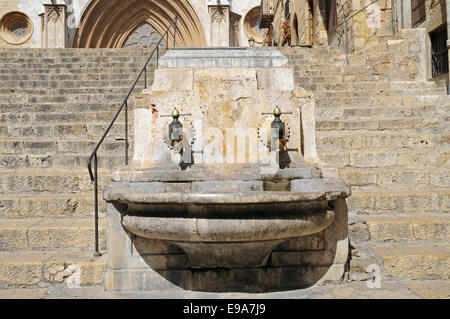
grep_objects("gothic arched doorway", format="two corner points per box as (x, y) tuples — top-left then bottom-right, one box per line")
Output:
(72, 0), (206, 48)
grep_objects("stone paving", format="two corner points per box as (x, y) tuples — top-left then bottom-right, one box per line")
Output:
(0, 278), (448, 299)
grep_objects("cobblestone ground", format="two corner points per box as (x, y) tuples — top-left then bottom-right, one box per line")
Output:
(0, 278), (448, 299)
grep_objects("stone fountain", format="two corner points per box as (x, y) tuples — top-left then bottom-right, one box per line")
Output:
(104, 48), (350, 292)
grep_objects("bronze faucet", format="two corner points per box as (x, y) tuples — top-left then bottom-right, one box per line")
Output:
(270, 106), (286, 151)
(169, 108), (183, 147)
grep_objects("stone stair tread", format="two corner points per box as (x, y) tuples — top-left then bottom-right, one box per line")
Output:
(364, 213), (449, 222)
(0, 168), (110, 175)
(0, 250), (107, 286)
(351, 187), (450, 194)
(363, 214), (449, 241)
(358, 212), (450, 243)
(408, 280), (450, 299)
(0, 193), (106, 218)
(0, 192), (95, 199)
(340, 167), (450, 172)
(371, 241), (450, 257)
(0, 217), (105, 228)
(0, 288), (49, 299)
(0, 217), (106, 250)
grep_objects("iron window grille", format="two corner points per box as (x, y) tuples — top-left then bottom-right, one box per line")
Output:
(430, 26), (448, 78)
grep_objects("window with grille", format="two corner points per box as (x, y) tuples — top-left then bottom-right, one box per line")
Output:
(430, 26), (448, 77)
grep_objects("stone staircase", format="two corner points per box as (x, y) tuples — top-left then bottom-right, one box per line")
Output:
(283, 29), (449, 284)
(0, 48), (157, 289)
(0, 28), (448, 296)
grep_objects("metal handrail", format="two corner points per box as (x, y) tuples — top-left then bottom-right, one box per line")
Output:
(334, 0), (396, 64)
(87, 16), (178, 257)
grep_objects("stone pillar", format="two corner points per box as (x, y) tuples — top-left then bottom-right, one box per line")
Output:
(399, 0), (412, 29)
(229, 12), (241, 47)
(208, 0), (230, 47)
(42, 4), (67, 48)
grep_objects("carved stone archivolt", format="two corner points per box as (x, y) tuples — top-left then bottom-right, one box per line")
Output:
(0, 11), (33, 45)
(244, 6), (264, 46)
(73, 0), (207, 48)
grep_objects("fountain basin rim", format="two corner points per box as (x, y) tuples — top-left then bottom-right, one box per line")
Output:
(104, 190), (349, 205)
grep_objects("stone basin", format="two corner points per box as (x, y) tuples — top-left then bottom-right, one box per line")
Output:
(104, 165), (350, 269)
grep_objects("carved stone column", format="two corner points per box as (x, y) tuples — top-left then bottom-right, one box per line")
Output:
(208, 1), (230, 47)
(42, 4), (67, 48)
(229, 12), (241, 47)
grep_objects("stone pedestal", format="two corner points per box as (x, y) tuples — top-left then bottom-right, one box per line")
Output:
(104, 48), (350, 293)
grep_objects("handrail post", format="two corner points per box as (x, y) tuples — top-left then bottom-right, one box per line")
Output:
(144, 67), (147, 89)
(93, 152), (101, 257)
(125, 100), (129, 166)
(391, 0), (396, 35)
(345, 21), (349, 65)
(173, 16), (178, 47)
(157, 45), (159, 69)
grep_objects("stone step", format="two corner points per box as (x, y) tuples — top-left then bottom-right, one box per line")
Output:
(0, 61), (151, 68)
(0, 193), (106, 218)
(316, 105), (444, 120)
(0, 154), (127, 169)
(0, 139), (133, 156)
(348, 188), (449, 213)
(0, 102), (137, 113)
(0, 288), (49, 299)
(339, 167), (449, 188)
(371, 242), (449, 279)
(0, 218), (106, 250)
(315, 88), (446, 99)
(317, 132), (447, 150)
(0, 250), (106, 287)
(408, 280), (450, 299)
(0, 169), (111, 194)
(0, 123), (132, 139)
(0, 72), (144, 82)
(296, 81), (445, 93)
(363, 214), (449, 241)
(1, 79), (137, 89)
(0, 68), (145, 77)
(0, 111), (133, 124)
(319, 149), (450, 168)
(315, 95), (449, 108)
(0, 54), (151, 62)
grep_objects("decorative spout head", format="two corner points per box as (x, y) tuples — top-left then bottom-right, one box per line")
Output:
(169, 108), (183, 146)
(270, 105), (286, 151)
